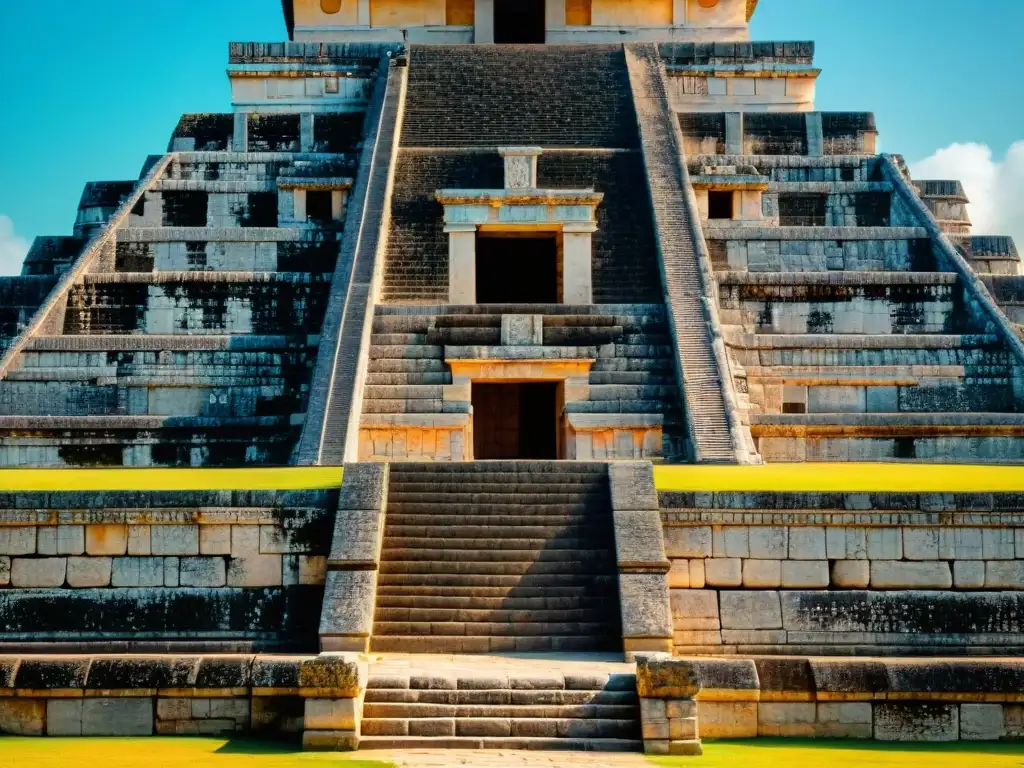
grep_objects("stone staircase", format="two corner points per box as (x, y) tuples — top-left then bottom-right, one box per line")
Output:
(360, 657), (641, 750)
(401, 45), (638, 149)
(360, 304), (686, 460)
(370, 462), (623, 654)
(624, 44), (741, 464)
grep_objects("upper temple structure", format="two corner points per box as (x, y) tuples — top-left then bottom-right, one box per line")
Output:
(1, 0), (1024, 752)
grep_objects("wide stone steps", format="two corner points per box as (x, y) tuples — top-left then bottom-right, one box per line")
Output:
(359, 660), (641, 751)
(371, 462), (621, 654)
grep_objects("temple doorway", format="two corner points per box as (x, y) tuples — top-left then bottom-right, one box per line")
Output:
(494, 0), (546, 44)
(473, 383), (559, 459)
(476, 233), (558, 304)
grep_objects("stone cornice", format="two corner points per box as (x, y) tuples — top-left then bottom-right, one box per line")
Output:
(435, 189), (604, 207)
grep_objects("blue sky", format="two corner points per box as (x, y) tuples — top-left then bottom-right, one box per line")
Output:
(0, 0), (1021, 272)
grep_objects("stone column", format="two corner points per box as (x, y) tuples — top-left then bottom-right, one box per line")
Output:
(562, 224), (596, 304)
(331, 190), (345, 221)
(293, 190), (307, 223)
(357, 0), (371, 26)
(232, 112), (249, 153)
(545, 0), (564, 36)
(474, 0), (494, 43)
(447, 224), (477, 304)
(725, 112), (744, 155)
(300, 113), (315, 152)
(672, 0), (687, 25)
(806, 112), (824, 157)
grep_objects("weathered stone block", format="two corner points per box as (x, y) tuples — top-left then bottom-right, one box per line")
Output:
(954, 560), (985, 588)
(613, 510), (667, 567)
(156, 698), (191, 721)
(47, 699), (83, 736)
(304, 698), (356, 731)
(338, 462), (388, 511)
(688, 559), (705, 588)
(56, 525), (85, 555)
(0, 527), (35, 556)
(903, 527), (941, 560)
(742, 559), (781, 587)
(667, 559), (689, 588)
(749, 527), (787, 559)
(713, 527), (749, 558)
(720, 591), (782, 629)
(870, 561), (952, 589)
(866, 528), (902, 560)
(82, 699), (154, 736)
(636, 659), (699, 699)
(302, 729), (358, 751)
(781, 560), (829, 588)
(705, 558), (742, 587)
(228, 554), (282, 587)
(319, 570), (377, 642)
(111, 557), (165, 587)
(831, 560), (870, 588)
(151, 525), (199, 556)
(697, 701), (757, 738)
(664, 527), (712, 559)
(299, 555), (327, 585)
(231, 526), (261, 557)
(66, 556), (112, 587)
(180, 557), (227, 587)
(328, 508), (385, 567)
(960, 703), (1005, 741)
(127, 526), (151, 556)
(874, 703), (958, 742)
(758, 702), (816, 736)
(200, 526), (232, 555)
(788, 527), (826, 560)
(85, 525), (128, 556)
(11, 557), (66, 587)
(985, 561), (1024, 589)
(0, 698), (45, 735)
(0, 556), (9, 586)
(608, 462), (656, 510)
(619, 572), (673, 639)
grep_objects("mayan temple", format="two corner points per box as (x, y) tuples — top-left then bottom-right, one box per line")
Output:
(2, 0), (1024, 753)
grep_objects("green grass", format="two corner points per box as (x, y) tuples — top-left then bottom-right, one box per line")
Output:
(651, 739), (1024, 767)
(0, 737), (394, 768)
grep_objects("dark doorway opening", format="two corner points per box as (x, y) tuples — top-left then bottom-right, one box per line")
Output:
(477, 234), (558, 304)
(473, 383), (559, 459)
(494, 0), (546, 44)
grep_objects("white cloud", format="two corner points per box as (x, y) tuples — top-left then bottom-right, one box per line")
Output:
(910, 141), (1024, 249)
(0, 216), (30, 276)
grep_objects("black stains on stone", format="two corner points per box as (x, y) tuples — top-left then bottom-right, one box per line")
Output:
(0, 276), (58, 350)
(756, 303), (774, 330)
(0, 588), (322, 648)
(87, 658), (196, 690)
(65, 283), (147, 334)
(186, 242), (209, 269)
(242, 193), (279, 227)
(306, 191), (333, 224)
(779, 194), (827, 226)
(893, 437), (917, 459)
(909, 239), (938, 271)
(821, 112), (876, 155)
(402, 46), (639, 148)
(58, 445), (125, 467)
(855, 192), (891, 227)
(277, 240), (340, 272)
(677, 113), (727, 155)
(163, 191), (209, 227)
(116, 243), (155, 272)
(806, 310), (833, 333)
(172, 114), (235, 151)
(660, 41), (815, 66)
(744, 113), (808, 156)
(248, 114), (301, 152)
(313, 113), (365, 153)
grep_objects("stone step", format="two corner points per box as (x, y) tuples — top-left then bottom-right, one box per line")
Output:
(365, 372), (452, 386)
(376, 574), (619, 589)
(379, 561), (615, 577)
(389, 461), (607, 473)
(363, 688), (638, 705)
(375, 584), (611, 599)
(357, 736), (643, 751)
(374, 594), (617, 611)
(363, 702), (638, 721)
(368, 635), (623, 654)
(387, 493), (609, 506)
(374, 607), (615, 624)
(382, 536), (611, 551)
(380, 548), (615, 564)
(388, 480), (607, 494)
(385, 512), (599, 526)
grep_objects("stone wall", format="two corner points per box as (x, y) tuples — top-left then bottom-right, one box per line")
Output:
(383, 149), (662, 304)
(662, 490), (1024, 654)
(637, 656), (1024, 742)
(0, 653), (364, 749)
(0, 489), (334, 648)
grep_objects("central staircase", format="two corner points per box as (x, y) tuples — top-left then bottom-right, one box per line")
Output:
(361, 656), (642, 751)
(371, 462), (623, 653)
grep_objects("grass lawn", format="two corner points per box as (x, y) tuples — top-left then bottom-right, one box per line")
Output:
(0, 737), (395, 768)
(653, 739), (1024, 767)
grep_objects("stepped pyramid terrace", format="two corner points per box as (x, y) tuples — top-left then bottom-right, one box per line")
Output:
(2, 0), (1024, 754)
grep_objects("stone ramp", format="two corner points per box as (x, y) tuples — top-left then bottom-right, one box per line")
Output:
(624, 44), (747, 464)
(370, 462), (623, 654)
(361, 654), (641, 751)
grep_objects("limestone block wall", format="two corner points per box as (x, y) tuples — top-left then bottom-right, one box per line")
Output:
(661, 490), (1024, 655)
(0, 489), (334, 648)
(0, 653), (364, 748)
(637, 656), (1024, 742)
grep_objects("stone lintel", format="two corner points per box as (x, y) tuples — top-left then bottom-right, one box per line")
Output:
(276, 176), (355, 191)
(447, 358), (595, 381)
(443, 223), (477, 234)
(436, 189), (604, 207)
(566, 413), (665, 431)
